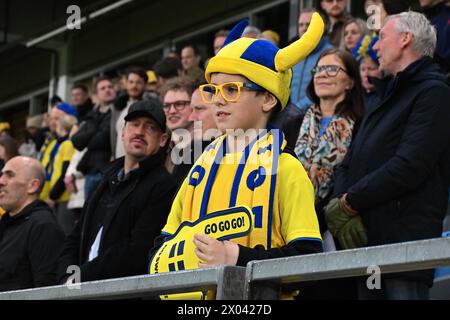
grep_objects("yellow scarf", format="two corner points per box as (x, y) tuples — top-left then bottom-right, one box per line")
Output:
(181, 129), (286, 249)
(150, 129), (286, 299)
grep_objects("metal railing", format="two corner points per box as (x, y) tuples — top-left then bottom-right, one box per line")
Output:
(0, 238), (449, 300)
(0, 266), (246, 300)
(245, 237), (450, 299)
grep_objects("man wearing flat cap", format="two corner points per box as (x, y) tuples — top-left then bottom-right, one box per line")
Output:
(57, 99), (177, 283)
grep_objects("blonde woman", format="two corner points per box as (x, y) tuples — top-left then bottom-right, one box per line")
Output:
(340, 18), (370, 52)
(41, 103), (78, 235)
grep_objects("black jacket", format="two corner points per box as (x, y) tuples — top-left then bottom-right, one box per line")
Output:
(71, 107), (112, 175)
(57, 149), (177, 282)
(333, 58), (450, 284)
(170, 139), (214, 188)
(422, 2), (450, 77)
(0, 200), (65, 291)
(76, 98), (94, 124)
(271, 102), (306, 150)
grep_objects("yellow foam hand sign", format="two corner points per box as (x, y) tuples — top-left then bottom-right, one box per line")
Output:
(150, 206), (252, 300)
(150, 206), (252, 274)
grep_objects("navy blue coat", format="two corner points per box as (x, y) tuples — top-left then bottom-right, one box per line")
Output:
(333, 57), (450, 284)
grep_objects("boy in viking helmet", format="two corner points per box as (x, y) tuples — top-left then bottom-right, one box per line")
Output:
(150, 14), (325, 298)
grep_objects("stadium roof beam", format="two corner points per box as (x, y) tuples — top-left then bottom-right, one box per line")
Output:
(25, 0), (134, 48)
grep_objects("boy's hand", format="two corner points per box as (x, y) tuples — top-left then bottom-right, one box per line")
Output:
(193, 233), (239, 268)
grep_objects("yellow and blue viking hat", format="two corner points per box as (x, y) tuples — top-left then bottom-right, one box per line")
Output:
(352, 33), (379, 64)
(205, 12), (325, 109)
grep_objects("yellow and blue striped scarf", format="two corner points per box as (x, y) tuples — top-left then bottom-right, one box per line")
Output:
(150, 128), (287, 299)
(180, 128), (286, 249)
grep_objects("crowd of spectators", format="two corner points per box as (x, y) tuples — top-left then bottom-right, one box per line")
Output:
(0, 0), (449, 300)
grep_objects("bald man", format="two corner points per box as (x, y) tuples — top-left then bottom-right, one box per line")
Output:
(0, 156), (65, 291)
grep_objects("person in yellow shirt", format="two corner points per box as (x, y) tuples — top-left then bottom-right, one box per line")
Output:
(150, 14), (326, 299)
(38, 105), (66, 193)
(40, 103), (78, 235)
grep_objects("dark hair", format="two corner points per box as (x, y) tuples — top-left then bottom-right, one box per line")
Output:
(299, 8), (329, 27)
(159, 76), (196, 101)
(71, 83), (88, 94)
(126, 66), (148, 83)
(192, 78), (207, 90)
(382, 0), (410, 14)
(300, 7), (317, 14)
(94, 75), (112, 93)
(215, 29), (229, 38)
(253, 91), (282, 122)
(182, 44), (201, 57)
(268, 100), (283, 123)
(366, 0), (410, 14)
(50, 95), (63, 105)
(153, 57), (182, 79)
(0, 135), (18, 162)
(306, 48), (365, 121)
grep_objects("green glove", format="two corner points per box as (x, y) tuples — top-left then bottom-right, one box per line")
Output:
(324, 197), (354, 236)
(337, 216), (368, 249)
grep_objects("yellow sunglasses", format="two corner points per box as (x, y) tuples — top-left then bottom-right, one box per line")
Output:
(199, 81), (265, 103)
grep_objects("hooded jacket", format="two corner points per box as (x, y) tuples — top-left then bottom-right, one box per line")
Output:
(0, 200), (64, 291)
(76, 98), (94, 124)
(71, 106), (112, 175)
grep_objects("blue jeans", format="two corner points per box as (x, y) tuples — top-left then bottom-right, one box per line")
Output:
(84, 172), (103, 201)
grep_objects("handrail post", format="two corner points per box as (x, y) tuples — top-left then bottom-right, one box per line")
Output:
(244, 261), (281, 300)
(215, 266), (246, 300)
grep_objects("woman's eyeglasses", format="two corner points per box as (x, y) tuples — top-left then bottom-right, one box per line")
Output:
(311, 65), (349, 77)
(199, 81), (265, 103)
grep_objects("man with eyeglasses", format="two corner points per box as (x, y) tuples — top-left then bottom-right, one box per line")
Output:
(320, 0), (352, 47)
(163, 83), (223, 188)
(160, 76), (196, 180)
